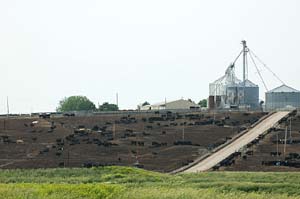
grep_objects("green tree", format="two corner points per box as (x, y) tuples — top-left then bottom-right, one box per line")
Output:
(98, 102), (119, 111)
(198, 99), (207, 108)
(56, 96), (96, 112)
(142, 101), (150, 106)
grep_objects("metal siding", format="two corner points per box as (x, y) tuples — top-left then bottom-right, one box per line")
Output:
(244, 86), (259, 108)
(266, 92), (300, 111)
(226, 85), (259, 109)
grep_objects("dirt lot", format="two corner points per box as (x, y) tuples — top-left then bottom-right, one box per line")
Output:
(221, 111), (300, 171)
(0, 111), (265, 172)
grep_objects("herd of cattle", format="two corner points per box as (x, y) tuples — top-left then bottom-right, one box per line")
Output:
(0, 111), (276, 171)
(218, 110), (300, 171)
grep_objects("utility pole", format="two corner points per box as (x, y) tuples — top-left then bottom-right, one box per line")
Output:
(113, 123), (116, 139)
(116, 93), (119, 108)
(182, 126), (185, 141)
(213, 84), (217, 124)
(182, 116), (185, 141)
(242, 40), (248, 83)
(135, 131), (139, 166)
(6, 96), (9, 118)
(284, 126), (287, 157)
(276, 132), (279, 158)
(242, 40), (248, 106)
(289, 118), (292, 143)
(67, 149), (70, 167)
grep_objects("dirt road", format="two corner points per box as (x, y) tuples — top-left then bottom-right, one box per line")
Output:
(183, 111), (290, 173)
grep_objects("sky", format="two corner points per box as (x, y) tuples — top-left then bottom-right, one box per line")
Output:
(0, 0), (299, 113)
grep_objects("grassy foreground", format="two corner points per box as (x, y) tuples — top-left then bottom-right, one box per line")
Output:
(0, 167), (299, 199)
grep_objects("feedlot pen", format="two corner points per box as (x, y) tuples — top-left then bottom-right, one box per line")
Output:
(0, 111), (265, 172)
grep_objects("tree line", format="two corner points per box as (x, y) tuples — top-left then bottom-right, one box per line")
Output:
(57, 96), (208, 112)
(56, 96), (118, 112)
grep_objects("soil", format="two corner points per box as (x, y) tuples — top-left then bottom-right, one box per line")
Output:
(0, 111), (265, 172)
(222, 112), (300, 171)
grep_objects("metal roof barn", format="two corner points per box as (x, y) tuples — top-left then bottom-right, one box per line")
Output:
(265, 85), (300, 111)
(139, 99), (200, 111)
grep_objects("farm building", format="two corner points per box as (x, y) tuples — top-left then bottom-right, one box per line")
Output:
(209, 64), (259, 110)
(139, 99), (200, 111)
(265, 84), (300, 111)
(208, 41), (260, 110)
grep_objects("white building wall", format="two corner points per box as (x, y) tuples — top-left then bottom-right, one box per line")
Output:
(165, 99), (200, 110)
(139, 99), (200, 110)
(266, 92), (300, 111)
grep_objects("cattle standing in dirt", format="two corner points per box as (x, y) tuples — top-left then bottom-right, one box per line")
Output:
(16, 139), (24, 144)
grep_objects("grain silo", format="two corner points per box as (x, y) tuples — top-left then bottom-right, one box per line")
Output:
(209, 64), (240, 109)
(237, 80), (259, 109)
(209, 62), (249, 109)
(265, 85), (300, 111)
(208, 41), (259, 110)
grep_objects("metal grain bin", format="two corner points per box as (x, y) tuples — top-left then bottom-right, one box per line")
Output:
(226, 80), (259, 109)
(239, 80), (259, 109)
(266, 85), (300, 111)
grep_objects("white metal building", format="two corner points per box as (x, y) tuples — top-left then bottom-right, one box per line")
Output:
(139, 99), (200, 111)
(208, 41), (263, 110)
(265, 85), (300, 111)
(208, 64), (259, 110)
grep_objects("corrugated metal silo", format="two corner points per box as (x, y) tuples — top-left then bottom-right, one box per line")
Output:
(239, 80), (259, 109)
(266, 85), (300, 111)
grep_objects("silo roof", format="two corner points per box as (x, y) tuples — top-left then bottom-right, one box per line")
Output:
(238, 79), (258, 87)
(229, 79), (258, 87)
(267, 84), (300, 93)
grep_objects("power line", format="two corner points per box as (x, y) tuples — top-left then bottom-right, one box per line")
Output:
(248, 49), (285, 85)
(248, 51), (269, 91)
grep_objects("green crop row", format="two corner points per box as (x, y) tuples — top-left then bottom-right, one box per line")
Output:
(0, 166), (299, 199)
(0, 184), (296, 199)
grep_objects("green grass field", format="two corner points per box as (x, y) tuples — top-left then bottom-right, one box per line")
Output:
(0, 166), (299, 199)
